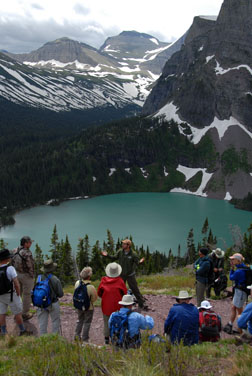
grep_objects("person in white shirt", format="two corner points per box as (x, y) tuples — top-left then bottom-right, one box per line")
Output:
(0, 248), (30, 335)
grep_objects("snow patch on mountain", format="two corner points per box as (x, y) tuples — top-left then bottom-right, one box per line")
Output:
(109, 168), (116, 176)
(176, 165), (202, 182)
(154, 102), (252, 144)
(215, 61), (252, 76)
(149, 38), (159, 45)
(224, 192), (232, 201)
(171, 167), (213, 197)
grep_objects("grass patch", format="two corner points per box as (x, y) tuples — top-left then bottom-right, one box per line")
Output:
(64, 269), (195, 297)
(0, 334), (251, 376)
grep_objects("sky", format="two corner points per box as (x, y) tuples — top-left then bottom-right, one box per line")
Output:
(1, 0), (224, 53)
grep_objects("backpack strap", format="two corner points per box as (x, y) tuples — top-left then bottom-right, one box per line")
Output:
(3, 265), (14, 302)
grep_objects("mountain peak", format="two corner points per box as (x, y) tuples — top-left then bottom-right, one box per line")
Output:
(119, 30), (154, 39)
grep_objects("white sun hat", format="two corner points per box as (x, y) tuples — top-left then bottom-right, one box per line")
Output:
(198, 300), (213, 310)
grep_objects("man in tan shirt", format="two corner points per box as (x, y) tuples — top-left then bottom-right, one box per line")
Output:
(12, 236), (35, 320)
(74, 266), (97, 342)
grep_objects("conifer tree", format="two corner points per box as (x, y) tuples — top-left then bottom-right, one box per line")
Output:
(90, 241), (104, 280)
(76, 235), (90, 271)
(106, 229), (115, 255)
(0, 239), (7, 249)
(201, 217), (209, 246)
(186, 228), (196, 264)
(34, 243), (44, 277)
(50, 224), (59, 263)
(59, 235), (74, 285)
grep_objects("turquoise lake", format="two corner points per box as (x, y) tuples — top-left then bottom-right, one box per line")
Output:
(0, 193), (251, 255)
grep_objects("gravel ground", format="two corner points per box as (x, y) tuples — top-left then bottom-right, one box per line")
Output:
(6, 293), (237, 344)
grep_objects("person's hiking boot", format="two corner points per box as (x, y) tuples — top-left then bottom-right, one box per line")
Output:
(22, 313), (33, 321)
(105, 337), (109, 345)
(223, 323), (233, 334)
(139, 304), (149, 311)
(19, 329), (33, 336)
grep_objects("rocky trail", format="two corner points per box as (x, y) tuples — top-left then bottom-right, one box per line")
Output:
(7, 293), (238, 344)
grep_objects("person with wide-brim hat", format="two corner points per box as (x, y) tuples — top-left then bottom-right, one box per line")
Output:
(98, 262), (127, 344)
(36, 259), (64, 336)
(0, 248), (31, 336)
(206, 248), (226, 299)
(164, 290), (199, 345)
(109, 294), (154, 348)
(198, 300), (221, 343)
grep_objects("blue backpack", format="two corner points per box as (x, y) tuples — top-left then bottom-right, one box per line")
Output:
(73, 281), (90, 311)
(109, 310), (132, 348)
(31, 274), (52, 308)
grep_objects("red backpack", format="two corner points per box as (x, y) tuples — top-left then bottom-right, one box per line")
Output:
(199, 310), (220, 339)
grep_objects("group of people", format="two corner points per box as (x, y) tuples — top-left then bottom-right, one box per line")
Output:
(0, 236), (252, 347)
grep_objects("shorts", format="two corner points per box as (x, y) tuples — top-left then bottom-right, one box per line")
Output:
(232, 288), (247, 308)
(0, 293), (23, 315)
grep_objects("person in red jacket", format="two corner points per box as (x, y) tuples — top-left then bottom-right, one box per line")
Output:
(198, 300), (221, 342)
(97, 262), (127, 344)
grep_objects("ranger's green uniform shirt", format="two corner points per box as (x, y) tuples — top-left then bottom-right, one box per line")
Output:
(108, 249), (140, 277)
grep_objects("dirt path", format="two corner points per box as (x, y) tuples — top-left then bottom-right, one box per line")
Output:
(6, 293), (236, 344)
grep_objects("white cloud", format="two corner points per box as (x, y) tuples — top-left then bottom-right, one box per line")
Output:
(1, 0), (223, 52)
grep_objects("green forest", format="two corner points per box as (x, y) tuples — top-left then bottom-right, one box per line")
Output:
(1, 106), (251, 228)
(2, 219), (251, 285)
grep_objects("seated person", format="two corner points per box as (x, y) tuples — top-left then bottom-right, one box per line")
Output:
(198, 300), (221, 342)
(164, 290), (199, 346)
(109, 294), (154, 348)
(236, 285), (252, 344)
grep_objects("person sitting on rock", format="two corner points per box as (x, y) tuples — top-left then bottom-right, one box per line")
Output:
(164, 290), (199, 346)
(235, 284), (252, 345)
(109, 294), (154, 349)
(198, 300), (221, 342)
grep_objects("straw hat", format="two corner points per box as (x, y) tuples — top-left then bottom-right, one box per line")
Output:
(40, 259), (57, 273)
(118, 294), (135, 305)
(212, 248), (225, 259)
(173, 290), (192, 300)
(105, 262), (122, 278)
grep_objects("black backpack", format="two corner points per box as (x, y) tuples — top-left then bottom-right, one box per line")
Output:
(0, 265), (14, 301)
(242, 267), (252, 295)
(73, 281), (90, 311)
(207, 257), (214, 283)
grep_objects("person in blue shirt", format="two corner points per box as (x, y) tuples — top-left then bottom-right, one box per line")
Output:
(224, 253), (247, 334)
(108, 294), (154, 347)
(194, 248), (211, 306)
(236, 292), (252, 345)
(164, 290), (199, 346)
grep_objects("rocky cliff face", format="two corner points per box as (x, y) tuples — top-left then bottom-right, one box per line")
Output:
(142, 0), (252, 200)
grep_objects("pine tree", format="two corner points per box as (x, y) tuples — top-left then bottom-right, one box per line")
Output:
(106, 229), (115, 255)
(76, 235), (90, 271)
(201, 217), (209, 246)
(0, 239), (7, 249)
(187, 228), (196, 264)
(34, 243), (44, 277)
(90, 241), (104, 280)
(49, 224), (59, 263)
(59, 235), (75, 285)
